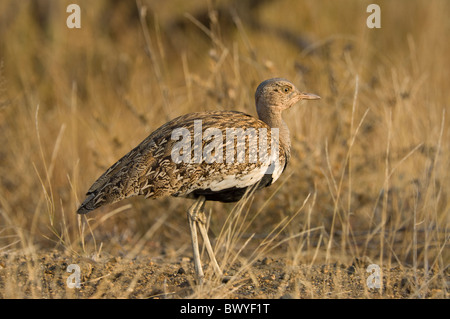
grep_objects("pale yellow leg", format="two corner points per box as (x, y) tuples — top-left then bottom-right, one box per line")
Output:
(187, 197), (205, 285)
(195, 200), (223, 278)
(187, 196), (223, 284)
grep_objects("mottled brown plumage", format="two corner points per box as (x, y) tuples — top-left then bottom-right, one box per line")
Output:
(77, 78), (319, 284)
(78, 111), (280, 213)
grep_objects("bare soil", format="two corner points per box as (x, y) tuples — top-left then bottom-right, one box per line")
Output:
(0, 250), (446, 299)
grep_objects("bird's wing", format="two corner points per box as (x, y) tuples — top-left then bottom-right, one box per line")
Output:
(78, 111), (286, 213)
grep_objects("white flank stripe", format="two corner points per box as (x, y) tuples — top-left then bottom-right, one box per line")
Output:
(187, 159), (284, 193)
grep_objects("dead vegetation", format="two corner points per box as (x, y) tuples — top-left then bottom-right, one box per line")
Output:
(0, 0), (448, 298)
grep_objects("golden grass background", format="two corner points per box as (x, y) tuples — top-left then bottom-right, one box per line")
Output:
(0, 0), (448, 298)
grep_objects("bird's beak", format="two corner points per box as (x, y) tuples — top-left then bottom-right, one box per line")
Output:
(298, 92), (321, 100)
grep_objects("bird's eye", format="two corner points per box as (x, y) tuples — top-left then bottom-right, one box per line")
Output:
(282, 86), (291, 93)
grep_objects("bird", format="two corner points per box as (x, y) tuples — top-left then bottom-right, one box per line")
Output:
(77, 78), (320, 284)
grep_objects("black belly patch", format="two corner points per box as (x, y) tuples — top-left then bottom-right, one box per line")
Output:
(183, 173), (275, 203)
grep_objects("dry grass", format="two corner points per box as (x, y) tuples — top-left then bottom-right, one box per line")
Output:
(0, 0), (448, 298)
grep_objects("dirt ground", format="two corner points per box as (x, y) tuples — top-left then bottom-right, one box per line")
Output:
(0, 250), (447, 299)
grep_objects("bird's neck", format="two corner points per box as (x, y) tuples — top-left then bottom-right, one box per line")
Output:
(257, 107), (291, 155)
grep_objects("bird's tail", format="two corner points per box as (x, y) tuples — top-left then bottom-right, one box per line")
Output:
(77, 193), (97, 215)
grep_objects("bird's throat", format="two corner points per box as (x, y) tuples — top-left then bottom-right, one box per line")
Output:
(258, 108), (291, 155)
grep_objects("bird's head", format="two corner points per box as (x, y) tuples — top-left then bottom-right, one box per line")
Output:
(255, 78), (320, 115)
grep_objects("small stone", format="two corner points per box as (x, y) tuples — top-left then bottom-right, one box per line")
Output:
(262, 257), (273, 265)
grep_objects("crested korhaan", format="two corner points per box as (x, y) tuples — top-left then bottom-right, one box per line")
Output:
(77, 78), (320, 284)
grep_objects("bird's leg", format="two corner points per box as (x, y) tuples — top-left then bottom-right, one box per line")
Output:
(187, 197), (205, 285)
(195, 198), (223, 278)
